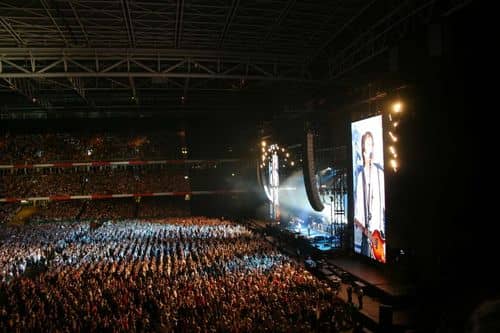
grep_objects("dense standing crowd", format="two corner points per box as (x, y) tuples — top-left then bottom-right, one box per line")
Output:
(0, 218), (350, 332)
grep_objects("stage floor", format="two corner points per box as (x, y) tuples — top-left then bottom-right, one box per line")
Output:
(327, 255), (416, 299)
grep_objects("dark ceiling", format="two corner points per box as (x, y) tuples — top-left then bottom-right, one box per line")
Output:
(0, 0), (468, 119)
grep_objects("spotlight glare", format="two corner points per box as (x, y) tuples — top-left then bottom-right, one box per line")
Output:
(291, 161), (295, 166)
(392, 102), (403, 113)
(261, 141), (266, 147)
(390, 159), (398, 170)
(286, 153), (290, 158)
(393, 121), (399, 128)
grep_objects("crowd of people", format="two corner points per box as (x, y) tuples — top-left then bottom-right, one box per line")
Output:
(0, 205), (18, 225)
(80, 200), (137, 221)
(1, 166), (190, 198)
(138, 197), (190, 218)
(0, 218), (351, 332)
(1, 198), (192, 224)
(0, 131), (183, 164)
(29, 201), (83, 222)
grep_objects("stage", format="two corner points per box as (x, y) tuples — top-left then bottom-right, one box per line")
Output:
(326, 255), (416, 301)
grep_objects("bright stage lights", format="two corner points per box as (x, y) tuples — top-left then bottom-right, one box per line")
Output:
(390, 159), (398, 171)
(261, 141), (266, 147)
(392, 102), (403, 113)
(388, 131), (398, 142)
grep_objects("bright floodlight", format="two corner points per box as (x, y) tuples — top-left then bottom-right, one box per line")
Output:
(392, 102), (403, 113)
(390, 159), (398, 170)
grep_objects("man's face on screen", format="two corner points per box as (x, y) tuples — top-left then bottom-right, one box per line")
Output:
(363, 135), (374, 165)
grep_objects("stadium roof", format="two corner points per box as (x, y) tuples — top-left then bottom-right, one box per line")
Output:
(0, 0), (468, 118)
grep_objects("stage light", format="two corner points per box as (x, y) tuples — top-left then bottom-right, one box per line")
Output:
(32, 97), (37, 103)
(392, 102), (403, 113)
(390, 159), (398, 170)
(184, 175), (189, 180)
(389, 146), (396, 155)
(231, 173), (235, 177)
(261, 141), (266, 147)
(389, 131), (398, 142)
(393, 121), (399, 128)
(261, 147), (265, 153)
(281, 148), (285, 152)
(262, 155), (265, 161)
(291, 161), (295, 166)
(286, 153), (290, 158)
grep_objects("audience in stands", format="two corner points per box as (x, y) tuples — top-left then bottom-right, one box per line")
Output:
(0, 205), (18, 224)
(1, 198), (191, 224)
(138, 197), (190, 218)
(29, 201), (83, 222)
(80, 200), (136, 220)
(1, 166), (190, 198)
(0, 218), (350, 332)
(0, 131), (183, 164)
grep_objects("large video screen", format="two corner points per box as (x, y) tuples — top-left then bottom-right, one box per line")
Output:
(351, 115), (386, 263)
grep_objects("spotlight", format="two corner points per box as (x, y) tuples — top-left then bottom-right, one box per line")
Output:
(390, 159), (398, 170)
(393, 121), (399, 128)
(231, 173), (235, 177)
(389, 131), (398, 142)
(32, 97), (37, 103)
(392, 102), (403, 113)
(261, 141), (266, 147)
(389, 146), (396, 155)
(184, 175), (189, 180)
(290, 161), (295, 166)
(286, 153), (290, 158)
(261, 147), (265, 153)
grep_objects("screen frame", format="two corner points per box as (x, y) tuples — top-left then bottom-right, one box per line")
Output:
(349, 114), (387, 264)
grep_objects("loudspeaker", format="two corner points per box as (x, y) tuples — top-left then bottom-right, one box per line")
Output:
(303, 132), (324, 211)
(379, 304), (393, 330)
